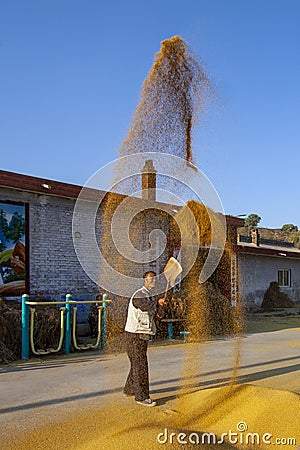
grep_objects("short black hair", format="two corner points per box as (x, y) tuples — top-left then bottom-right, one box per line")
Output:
(143, 271), (156, 279)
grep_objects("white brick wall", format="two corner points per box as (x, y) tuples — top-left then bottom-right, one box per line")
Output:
(0, 187), (171, 300)
(238, 252), (300, 306)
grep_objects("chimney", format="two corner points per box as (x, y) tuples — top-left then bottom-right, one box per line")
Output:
(141, 160), (157, 201)
(251, 228), (260, 246)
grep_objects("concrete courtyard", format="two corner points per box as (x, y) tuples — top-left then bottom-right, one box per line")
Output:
(1, 327), (300, 448)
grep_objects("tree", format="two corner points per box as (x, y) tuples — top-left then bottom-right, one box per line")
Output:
(6, 212), (25, 243)
(0, 209), (9, 251)
(289, 230), (300, 248)
(244, 213), (261, 229)
(281, 223), (298, 233)
(0, 209), (8, 235)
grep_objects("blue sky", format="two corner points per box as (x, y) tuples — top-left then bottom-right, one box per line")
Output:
(1, 0), (300, 228)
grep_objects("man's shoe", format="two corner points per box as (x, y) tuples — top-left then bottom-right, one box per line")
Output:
(136, 398), (157, 407)
(123, 392), (134, 397)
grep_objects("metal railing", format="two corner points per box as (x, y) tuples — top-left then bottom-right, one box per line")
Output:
(238, 234), (294, 248)
(21, 293), (112, 360)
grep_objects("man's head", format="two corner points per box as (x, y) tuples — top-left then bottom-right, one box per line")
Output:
(143, 271), (156, 291)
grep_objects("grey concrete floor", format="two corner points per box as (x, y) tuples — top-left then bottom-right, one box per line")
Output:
(1, 328), (299, 442)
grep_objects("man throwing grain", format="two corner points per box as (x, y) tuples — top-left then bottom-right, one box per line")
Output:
(123, 271), (167, 406)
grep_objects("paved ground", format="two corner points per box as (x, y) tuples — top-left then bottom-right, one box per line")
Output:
(1, 328), (300, 445)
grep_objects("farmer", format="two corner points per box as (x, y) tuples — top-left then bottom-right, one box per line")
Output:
(123, 271), (167, 406)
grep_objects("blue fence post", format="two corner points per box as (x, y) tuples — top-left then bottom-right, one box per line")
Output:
(65, 294), (72, 354)
(167, 322), (173, 340)
(21, 294), (30, 360)
(101, 293), (108, 349)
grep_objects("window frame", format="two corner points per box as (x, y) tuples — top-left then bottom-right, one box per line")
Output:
(278, 269), (291, 288)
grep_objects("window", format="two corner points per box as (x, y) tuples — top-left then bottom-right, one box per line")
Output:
(278, 269), (291, 287)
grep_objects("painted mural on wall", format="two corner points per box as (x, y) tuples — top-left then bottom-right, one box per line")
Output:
(0, 202), (27, 296)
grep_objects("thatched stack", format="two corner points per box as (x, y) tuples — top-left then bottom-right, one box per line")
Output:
(262, 282), (295, 309)
(0, 297), (22, 362)
(176, 201), (238, 339)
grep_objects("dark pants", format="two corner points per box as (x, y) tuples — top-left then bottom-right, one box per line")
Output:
(124, 332), (150, 401)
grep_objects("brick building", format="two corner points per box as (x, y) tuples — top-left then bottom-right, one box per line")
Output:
(0, 167), (244, 307)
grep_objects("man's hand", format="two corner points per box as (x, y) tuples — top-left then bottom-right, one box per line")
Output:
(158, 298), (167, 307)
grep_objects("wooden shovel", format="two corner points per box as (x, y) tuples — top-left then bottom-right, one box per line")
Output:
(163, 257), (182, 300)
